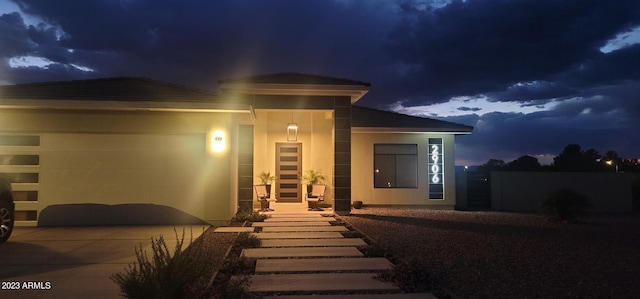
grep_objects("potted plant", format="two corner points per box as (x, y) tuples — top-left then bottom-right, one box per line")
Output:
(353, 201), (363, 209)
(302, 169), (326, 195)
(258, 171), (277, 197)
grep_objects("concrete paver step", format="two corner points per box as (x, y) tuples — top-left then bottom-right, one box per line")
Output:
(268, 214), (325, 218)
(252, 221), (331, 227)
(217, 211), (438, 299)
(255, 257), (393, 272)
(260, 238), (366, 247)
(253, 232), (344, 239)
(242, 246), (363, 258)
(264, 217), (336, 222)
(261, 226), (347, 232)
(247, 273), (400, 292)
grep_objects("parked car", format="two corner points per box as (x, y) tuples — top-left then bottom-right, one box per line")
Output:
(0, 175), (14, 243)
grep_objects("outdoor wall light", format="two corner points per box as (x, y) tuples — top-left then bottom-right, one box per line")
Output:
(287, 123), (298, 141)
(212, 130), (225, 152)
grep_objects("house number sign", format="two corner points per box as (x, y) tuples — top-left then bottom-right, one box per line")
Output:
(428, 138), (444, 199)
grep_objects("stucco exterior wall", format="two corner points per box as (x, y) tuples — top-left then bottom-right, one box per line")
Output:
(491, 171), (633, 213)
(351, 132), (457, 207)
(0, 109), (241, 226)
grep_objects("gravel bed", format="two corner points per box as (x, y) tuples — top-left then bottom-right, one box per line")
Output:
(190, 227), (238, 285)
(341, 208), (640, 299)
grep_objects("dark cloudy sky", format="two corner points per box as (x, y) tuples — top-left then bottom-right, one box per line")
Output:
(2, 0), (640, 165)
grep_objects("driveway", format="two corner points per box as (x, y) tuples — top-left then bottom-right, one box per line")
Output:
(0, 225), (209, 299)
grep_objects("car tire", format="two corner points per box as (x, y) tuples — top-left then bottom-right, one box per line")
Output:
(0, 200), (14, 243)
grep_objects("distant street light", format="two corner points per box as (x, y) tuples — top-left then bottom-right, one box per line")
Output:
(606, 160), (619, 173)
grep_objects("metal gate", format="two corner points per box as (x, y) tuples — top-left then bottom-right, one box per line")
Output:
(466, 172), (491, 209)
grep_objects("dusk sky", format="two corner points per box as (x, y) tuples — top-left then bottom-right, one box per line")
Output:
(1, 0), (639, 165)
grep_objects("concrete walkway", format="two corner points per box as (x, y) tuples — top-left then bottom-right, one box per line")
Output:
(234, 209), (437, 298)
(0, 225), (208, 299)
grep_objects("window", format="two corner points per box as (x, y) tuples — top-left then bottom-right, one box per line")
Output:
(374, 144), (417, 188)
(0, 135), (40, 146)
(0, 155), (39, 165)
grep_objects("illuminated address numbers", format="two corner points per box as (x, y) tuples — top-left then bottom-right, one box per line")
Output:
(428, 138), (444, 200)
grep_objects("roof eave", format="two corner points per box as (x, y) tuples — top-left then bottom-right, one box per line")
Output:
(352, 127), (473, 134)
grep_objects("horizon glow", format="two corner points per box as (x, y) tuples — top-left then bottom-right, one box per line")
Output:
(389, 95), (559, 118)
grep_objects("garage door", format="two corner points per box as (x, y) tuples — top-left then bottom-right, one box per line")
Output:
(39, 133), (207, 220)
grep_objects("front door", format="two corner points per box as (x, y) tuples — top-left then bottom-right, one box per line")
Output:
(275, 142), (302, 202)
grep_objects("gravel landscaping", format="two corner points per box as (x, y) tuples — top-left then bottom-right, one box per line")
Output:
(341, 208), (640, 299)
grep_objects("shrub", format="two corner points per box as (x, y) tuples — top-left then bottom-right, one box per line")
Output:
(541, 188), (592, 221)
(220, 255), (256, 276)
(211, 275), (255, 299)
(234, 231), (261, 249)
(110, 228), (209, 299)
(375, 256), (433, 292)
(231, 210), (269, 223)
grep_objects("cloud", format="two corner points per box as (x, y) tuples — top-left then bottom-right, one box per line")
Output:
(0, 10), (90, 83)
(0, 12), (33, 58)
(382, 0), (640, 104)
(9, 0), (637, 102)
(457, 106), (481, 112)
(378, 0), (640, 163)
(445, 93), (640, 165)
(2, 0), (639, 164)
(7, 0), (401, 88)
(557, 45), (640, 89)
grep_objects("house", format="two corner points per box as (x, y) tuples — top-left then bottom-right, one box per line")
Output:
(0, 73), (472, 226)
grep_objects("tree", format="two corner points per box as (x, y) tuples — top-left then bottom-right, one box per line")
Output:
(600, 150), (621, 171)
(505, 155), (541, 171)
(477, 159), (506, 173)
(621, 158), (640, 173)
(552, 144), (601, 172)
(602, 150), (619, 162)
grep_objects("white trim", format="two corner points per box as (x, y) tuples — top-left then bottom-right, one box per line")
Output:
(0, 99), (251, 113)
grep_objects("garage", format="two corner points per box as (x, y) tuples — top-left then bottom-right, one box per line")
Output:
(43, 132), (207, 216)
(1, 108), (241, 226)
(5, 132), (212, 226)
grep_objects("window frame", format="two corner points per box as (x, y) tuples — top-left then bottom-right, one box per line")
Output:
(373, 143), (418, 189)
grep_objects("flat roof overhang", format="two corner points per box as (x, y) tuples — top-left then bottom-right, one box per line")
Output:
(219, 83), (369, 104)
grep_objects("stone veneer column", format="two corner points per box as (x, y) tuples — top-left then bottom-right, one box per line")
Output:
(333, 97), (351, 214)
